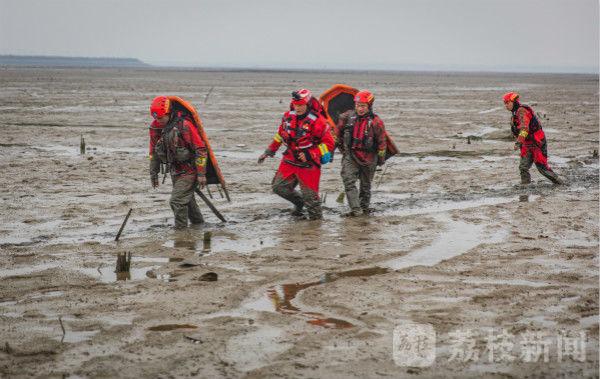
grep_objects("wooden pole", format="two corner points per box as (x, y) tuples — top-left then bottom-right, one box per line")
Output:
(115, 208), (133, 241)
(194, 188), (226, 222)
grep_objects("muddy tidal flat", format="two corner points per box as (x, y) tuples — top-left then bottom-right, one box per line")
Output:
(0, 67), (598, 378)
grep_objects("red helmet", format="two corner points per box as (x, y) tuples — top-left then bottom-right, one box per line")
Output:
(150, 96), (171, 118)
(355, 90), (374, 105)
(503, 92), (519, 104)
(291, 89), (312, 105)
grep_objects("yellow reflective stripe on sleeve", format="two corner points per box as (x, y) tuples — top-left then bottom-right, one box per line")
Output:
(318, 143), (329, 156)
(196, 156), (207, 167)
(518, 129), (528, 138)
(273, 133), (283, 143)
(378, 149), (386, 157)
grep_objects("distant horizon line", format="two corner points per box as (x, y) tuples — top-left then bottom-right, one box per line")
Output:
(0, 54), (597, 75)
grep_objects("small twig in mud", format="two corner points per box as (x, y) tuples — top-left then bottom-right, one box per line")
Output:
(375, 161), (393, 189)
(204, 86), (215, 104)
(184, 335), (203, 344)
(321, 192), (327, 204)
(4, 342), (12, 354)
(58, 316), (66, 343)
(80, 134), (86, 155)
(96, 264), (102, 275)
(115, 208), (133, 241)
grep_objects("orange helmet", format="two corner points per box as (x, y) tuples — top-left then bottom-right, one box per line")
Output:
(355, 90), (374, 105)
(150, 96), (171, 118)
(291, 89), (312, 105)
(503, 92), (519, 104)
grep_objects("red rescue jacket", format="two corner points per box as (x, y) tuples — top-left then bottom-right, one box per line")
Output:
(336, 111), (387, 166)
(511, 103), (545, 147)
(265, 109), (334, 168)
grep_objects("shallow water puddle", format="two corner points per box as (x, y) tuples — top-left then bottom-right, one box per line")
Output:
(383, 196), (519, 218)
(259, 217), (507, 328)
(0, 263), (61, 278)
(136, 257), (184, 263)
(54, 330), (100, 343)
(163, 232), (276, 255)
(76, 266), (162, 283)
(0, 254), (180, 283)
(382, 214), (508, 270)
(221, 203), (513, 329)
(224, 326), (293, 372)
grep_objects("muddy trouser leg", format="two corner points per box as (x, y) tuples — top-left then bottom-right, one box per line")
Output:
(187, 191), (204, 224)
(299, 181), (322, 219)
(341, 154), (361, 212)
(519, 150), (534, 184)
(535, 163), (561, 184)
(272, 172), (303, 209)
(170, 174), (196, 228)
(533, 141), (562, 184)
(359, 161), (377, 211)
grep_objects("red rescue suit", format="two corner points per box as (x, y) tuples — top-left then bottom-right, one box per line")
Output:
(265, 109), (334, 193)
(511, 103), (550, 169)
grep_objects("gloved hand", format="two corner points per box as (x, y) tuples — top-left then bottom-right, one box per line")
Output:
(514, 142), (521, 151)
(151, 175), (159, 188)
(258, 153), (268, 164)
(197, 175), (207, 189)
(377, 155), (385, 166)
(320, 151), (332, 164)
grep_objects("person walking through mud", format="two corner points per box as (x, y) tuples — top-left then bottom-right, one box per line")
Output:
(148, 96), (208, 229)
(258, 89), (335, 220)
(336, 90), (387, 217)
(503, 92), (563, 185)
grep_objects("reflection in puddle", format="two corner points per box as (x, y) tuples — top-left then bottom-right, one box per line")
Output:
(262, 267), (391, 329)
(163, 239), (198, 251)
(77, 266), (160, 283)
(0, 255), (183, 284)
(203, 231), (212, 253)
(162, 232), (276, 255)
(199, 198), (515, 330)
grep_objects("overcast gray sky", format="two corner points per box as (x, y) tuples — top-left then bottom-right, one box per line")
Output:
(1, 0), (598, 73)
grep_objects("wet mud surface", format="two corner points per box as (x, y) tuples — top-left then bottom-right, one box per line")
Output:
(0, 68), (598, 378)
